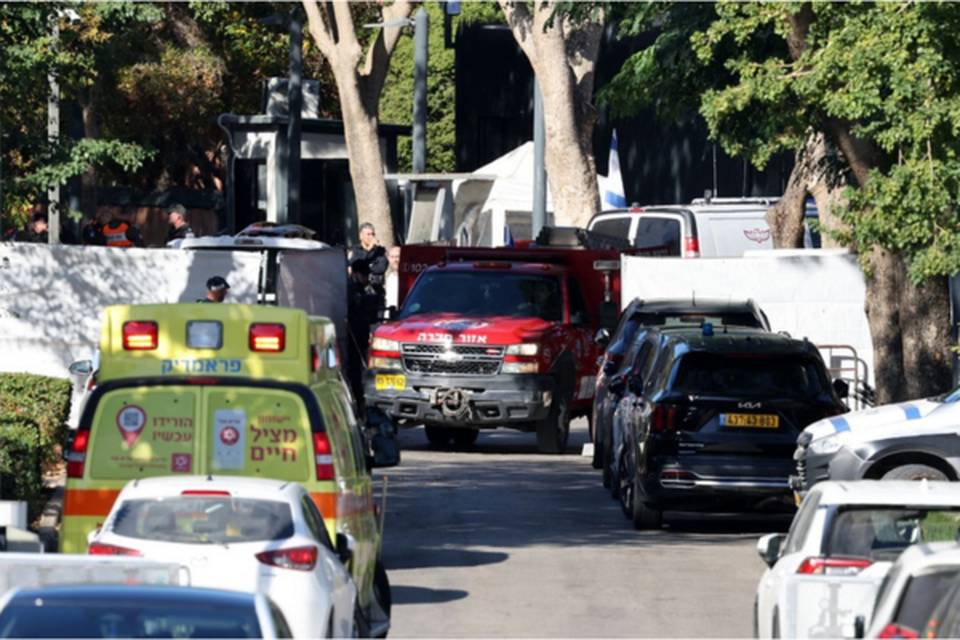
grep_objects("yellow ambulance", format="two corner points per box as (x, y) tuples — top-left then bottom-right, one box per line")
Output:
(60, 303), (397, 636)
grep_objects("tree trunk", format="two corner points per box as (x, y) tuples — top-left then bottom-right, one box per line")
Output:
(500, 2), (603, 228)
(302, 1), (415, 245)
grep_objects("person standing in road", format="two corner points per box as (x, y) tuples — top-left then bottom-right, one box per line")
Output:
(384, 245), (401, 309)
(348, 222), (388, 304)
(164, 203), (196, 245)
(199, 276), (230, 303)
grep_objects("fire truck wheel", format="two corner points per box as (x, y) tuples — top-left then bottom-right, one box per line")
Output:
(424, 425), (452, 446)
(450, 428), (479, 446)
(536, 388), (571, 454)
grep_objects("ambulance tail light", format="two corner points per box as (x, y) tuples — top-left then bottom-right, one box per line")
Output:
(250, 323), (285, 352)
(256, 545), (318, 571)
(66, 430), (89, 478)
(683, 237), (701, 259)
(87, 542), (143, 556)
(123, 321), (158, 350)
(313, 433), (335, 480)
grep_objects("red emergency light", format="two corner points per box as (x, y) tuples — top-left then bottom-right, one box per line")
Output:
(249, 323), (285, 352)
(122, 321), (158, 351)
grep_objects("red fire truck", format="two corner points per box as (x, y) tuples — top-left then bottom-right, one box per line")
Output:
(363, 229), (625, 454)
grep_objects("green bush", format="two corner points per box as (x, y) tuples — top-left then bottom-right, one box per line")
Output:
(0, 373), (72, 526)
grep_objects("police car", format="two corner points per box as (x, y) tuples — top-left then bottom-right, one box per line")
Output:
(794, 386), (960, 492)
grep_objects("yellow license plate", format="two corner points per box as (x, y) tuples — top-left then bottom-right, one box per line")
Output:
(721, 413), (779, 428)
(375, 374), (406, 391)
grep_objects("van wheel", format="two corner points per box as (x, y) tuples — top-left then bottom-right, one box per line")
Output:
(882, 464), (948, 481)
(536, 387), (570, 454)
(424, 426), (451, 446)
(450, 428), (479, 446)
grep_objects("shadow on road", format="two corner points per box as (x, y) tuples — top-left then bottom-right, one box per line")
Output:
(391, 584), (469, 606)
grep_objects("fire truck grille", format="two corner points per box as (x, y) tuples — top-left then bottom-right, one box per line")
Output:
(401, 343), (504, 376)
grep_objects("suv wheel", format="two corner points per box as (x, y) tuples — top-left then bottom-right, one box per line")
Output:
(589, 414), (603, 469)
(630, 464), (662, 530)
(617, 446), (635, 518)
(536, 388), (570, 454)
(424, 425), (451, 446)
(450, 428), (479, 446)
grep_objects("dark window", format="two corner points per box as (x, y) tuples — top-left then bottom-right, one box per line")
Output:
(672, 354), (827, 399)
(891, 570), (960, 634)
(566, 277), (587, 321)
(590, 216), (632, 239)
(401, 272), (562, 321)
(635, 217), (681, 256)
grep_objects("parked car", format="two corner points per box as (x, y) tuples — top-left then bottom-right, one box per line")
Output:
(614, 325), (848, 530)
(86, 475), (357, 639)
(754, 480), (960, 639)
(794, 385), (960, 493)
(0, 584), (292, 638)
(586, 197), (818, 258)
(591, 297), (771, 486)
(862, 541), (960, 639)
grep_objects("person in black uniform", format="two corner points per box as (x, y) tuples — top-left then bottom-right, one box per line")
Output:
(346, 258), (380, 416)
(164, 203), (196, 245)
(199, 276), (230, 303)
(347, 222), (388, 306)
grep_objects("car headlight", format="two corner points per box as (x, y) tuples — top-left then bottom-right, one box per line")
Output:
(371, 337), (399, 351)
(808, 434), (843, 456)
(505, 343), (539, 356)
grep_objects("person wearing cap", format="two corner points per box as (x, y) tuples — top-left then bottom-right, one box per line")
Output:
(164, 203), (196, 245)
(200, 276), (230, 303)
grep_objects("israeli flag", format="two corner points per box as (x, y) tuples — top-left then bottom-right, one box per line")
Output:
(604, 129), (628, 209)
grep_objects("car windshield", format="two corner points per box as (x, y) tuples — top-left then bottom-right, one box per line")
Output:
(633, 311), (764, 329)
(939, 386), (960, 403)
(400, 271), (562, 321)
(672, 354), (827, 399)
(109, 497), (294, 544)
(828, 508), (960, 562)
(0, 600), (263, 638)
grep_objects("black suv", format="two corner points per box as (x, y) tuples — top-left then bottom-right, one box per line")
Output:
(614, 325), (848, 529)
(591, 298), (771, 488)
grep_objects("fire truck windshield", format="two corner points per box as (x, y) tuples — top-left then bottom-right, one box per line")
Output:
(400, 271), (562, 321)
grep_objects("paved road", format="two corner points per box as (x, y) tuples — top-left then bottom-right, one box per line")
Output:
(376, 418), (793, 638)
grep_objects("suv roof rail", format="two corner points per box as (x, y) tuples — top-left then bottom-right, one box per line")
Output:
(689, 196), (780, 206)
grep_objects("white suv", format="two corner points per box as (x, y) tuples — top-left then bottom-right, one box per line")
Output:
(754, 480), (960, 638)
(587, 197), (816, 258)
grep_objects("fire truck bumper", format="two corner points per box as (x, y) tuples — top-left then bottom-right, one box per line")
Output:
(363, 372), (555, 428)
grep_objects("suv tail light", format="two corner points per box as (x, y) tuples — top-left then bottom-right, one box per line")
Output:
(650, 404), (676, 433)
(256, 545), (318, 571)
(797, 557), (873, 575)
(66, 430), (90, 478)
(88, 542), (142, 556)
(683, 237), (701, 258)
(313, 433), (335, 481)
(876, 624), (919, 639)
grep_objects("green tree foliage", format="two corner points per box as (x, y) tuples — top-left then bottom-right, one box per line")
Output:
(0, 3), (151, 228)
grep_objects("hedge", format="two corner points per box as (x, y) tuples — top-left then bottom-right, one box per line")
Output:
(0, 372), (72, 526)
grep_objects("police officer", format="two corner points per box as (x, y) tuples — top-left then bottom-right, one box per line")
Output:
(164, 203), (196, 245)
(348, 222), (388, 305)
(199, 276), (230, 303)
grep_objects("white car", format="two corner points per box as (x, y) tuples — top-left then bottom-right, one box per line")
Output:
(863, 541), (960, 639)
(87, 475), (357, 639)
(754, 480), (960, 639)
(794, 386), (960, 491)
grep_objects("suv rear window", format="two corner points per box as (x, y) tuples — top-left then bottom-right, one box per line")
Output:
(673, 354), (827, 399)
(828, 508), (960, 561)
(635, 217), (680, 256)
(111, 497), (295, 543)
(590, 216), (632, 239)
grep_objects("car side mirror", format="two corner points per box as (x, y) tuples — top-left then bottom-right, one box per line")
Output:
(627, 376), (645, 396)
(594, 328), (611, 349)
(757, 533), (786, 568)
(336, 532), (356, 565)
(833, 379), (849, 399)
(69, 360), (93, 376)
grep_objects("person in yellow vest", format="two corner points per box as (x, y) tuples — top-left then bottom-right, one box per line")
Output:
(101, 205), (145, 248)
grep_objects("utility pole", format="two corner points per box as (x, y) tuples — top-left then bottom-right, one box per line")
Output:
(412, 7), (429, 174)
(287, 7), (303, 225)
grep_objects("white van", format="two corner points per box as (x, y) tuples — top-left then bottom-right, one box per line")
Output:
(587, 197), (815, 258)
